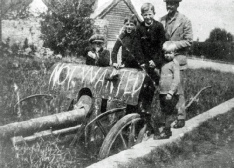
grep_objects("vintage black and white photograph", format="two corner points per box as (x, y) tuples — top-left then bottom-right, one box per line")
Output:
(0, 0), (234, 167)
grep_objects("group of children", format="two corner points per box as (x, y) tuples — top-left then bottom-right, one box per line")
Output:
(85, 3), (185, 139)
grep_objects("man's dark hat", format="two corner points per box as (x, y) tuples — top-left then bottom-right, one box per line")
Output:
(89, 34), (105, 43)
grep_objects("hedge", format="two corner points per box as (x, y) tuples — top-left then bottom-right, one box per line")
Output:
(189, 41), (234, 62)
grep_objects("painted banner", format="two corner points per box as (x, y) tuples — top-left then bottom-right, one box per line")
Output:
(49, 63), (147, 105)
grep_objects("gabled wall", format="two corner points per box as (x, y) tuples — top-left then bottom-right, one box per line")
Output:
(103, 0), (135, 41)
(94, 0), (138, 50)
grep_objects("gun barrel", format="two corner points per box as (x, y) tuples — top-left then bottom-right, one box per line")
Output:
(0, 107), (86, 139)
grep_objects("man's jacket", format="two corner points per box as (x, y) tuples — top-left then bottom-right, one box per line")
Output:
(160, 12), (193, 70)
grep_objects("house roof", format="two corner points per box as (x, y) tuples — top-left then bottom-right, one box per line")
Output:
(90, 0), (142, 22)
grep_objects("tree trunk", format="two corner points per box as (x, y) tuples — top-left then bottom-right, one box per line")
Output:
(0, 107), (87, 139)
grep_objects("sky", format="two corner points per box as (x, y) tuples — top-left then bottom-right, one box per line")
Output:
(30, 0), (234, 41)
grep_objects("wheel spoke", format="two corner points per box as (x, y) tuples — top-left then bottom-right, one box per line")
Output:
(96, 121), (107, 136)
(119, 132), (127, 149)
(136, 124), (147, 144)
(99, 113), (141, 159)
(128, 122), (136, 147)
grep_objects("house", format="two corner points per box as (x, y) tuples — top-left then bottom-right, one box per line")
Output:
(41, 0), (142, 49)
(2, 0), (142, 58)
(90, 0), (142, 50)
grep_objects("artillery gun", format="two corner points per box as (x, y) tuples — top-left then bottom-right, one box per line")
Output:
(0, 63), (210, 159)
(0, 63), (156, 159)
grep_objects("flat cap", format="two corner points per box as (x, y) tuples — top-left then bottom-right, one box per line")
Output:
(89, 34), (105, 43)
(164, 0), (182, 2)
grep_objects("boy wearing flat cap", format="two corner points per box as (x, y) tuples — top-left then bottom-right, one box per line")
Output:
(86, 34), (110, 67)
(160, 0), (193, 128)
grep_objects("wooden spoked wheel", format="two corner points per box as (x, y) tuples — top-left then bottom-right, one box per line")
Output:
(98, 113), (147, 159)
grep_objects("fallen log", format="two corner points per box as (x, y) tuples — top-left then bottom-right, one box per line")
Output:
(0, 107), (87, 139)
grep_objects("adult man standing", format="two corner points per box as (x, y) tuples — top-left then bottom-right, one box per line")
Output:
(160, 0), (193, 128)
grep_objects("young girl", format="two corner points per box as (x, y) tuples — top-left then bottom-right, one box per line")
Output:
(111, 15), (139, 69)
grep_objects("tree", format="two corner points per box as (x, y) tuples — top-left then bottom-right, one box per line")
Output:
(0, 0), (33, 44)
(40, 0), (95, 57)
(0, 0), (2, 44)
(42, 0), (98, 13)
(206, 28), (233, 42)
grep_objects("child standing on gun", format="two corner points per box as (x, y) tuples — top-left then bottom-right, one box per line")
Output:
(133, 3), (165, 137)
(157, 41), (183, 139)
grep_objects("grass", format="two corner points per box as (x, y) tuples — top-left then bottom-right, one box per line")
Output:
(184, 68), (234, 119)
(1, 53), (234, 167)
(0, 52), (96, 167)
(120, 108), (234, 168)
(0, 137), (97, 168)
(0, 53), (51, 125)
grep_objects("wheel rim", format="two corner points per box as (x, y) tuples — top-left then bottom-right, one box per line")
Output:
(109, 118), (143, 154)
(99, 114), (148, 159)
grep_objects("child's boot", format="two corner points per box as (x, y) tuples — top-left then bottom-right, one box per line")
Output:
(173, 119), (185, 129)
(159, 127), (172, 139)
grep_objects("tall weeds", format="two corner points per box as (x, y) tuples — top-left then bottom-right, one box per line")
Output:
(1, 44), (234, 167)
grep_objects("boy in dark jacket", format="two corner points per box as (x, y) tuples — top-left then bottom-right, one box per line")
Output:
(86, 34), (110, 67)
(134, 3), (166, 78)
(132, 3), (166, 138)
(111, 15), (139, 69)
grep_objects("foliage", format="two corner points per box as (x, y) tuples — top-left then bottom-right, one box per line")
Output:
(0, 43), (94, 167)
(1, 0), (33, 16)
(206, 28), (233, 42)
(42, 0), (97, 13)
(0, 138), (95, 168)
(40, 0), (94, 57)
(184, 68), (234, 119)
(0, 0), (33, 42)
(3, 7), (32, 20)
(0, 41), (59, 124)
(189, 41), (234, 62)
(189, 28), (234, 62)
(1, 62), (234, 167)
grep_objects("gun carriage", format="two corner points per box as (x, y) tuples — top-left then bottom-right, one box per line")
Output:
(0, 63), (209, 159)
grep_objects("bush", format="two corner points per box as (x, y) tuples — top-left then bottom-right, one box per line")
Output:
(40, 1), (94, 57)
(190, 41), (234, 62)
(0, 41), (61, 124)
